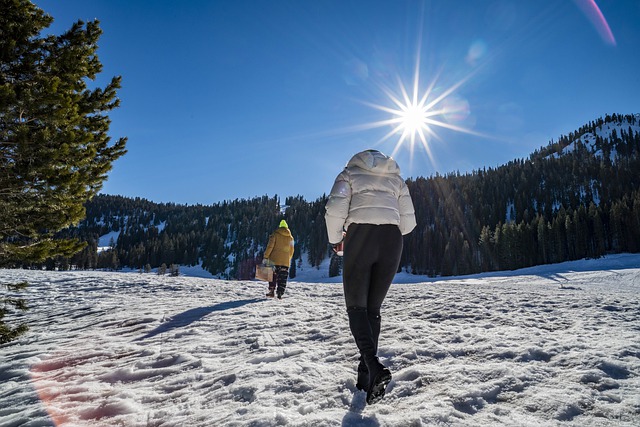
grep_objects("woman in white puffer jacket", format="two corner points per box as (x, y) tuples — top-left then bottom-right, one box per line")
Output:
(325, 149), (416, 405)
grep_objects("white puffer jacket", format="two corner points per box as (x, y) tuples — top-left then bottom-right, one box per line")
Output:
(325, 150), (417, 244)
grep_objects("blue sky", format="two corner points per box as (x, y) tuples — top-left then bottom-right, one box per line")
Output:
(35, 0), (640, 205)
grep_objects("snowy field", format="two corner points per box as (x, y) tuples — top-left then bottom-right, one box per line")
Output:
(1, 254), (640, 426)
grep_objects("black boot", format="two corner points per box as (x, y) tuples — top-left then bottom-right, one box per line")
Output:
(356, 312), (381, 391)
(369, 311), (381, 354)
(356, 356), (368, 391)
(347, 307), (392, 404)
(365, 357), (391, 405)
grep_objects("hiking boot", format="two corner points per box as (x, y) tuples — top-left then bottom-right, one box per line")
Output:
(266, 290), (275, 298)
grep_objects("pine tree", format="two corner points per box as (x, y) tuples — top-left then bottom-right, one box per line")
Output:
(328, 253), (341, 277)
(158, 263), (167, 276)
(0, 281), (29, 344)
(478, 225), (493, 271)
(536, 215), (549, 264)
(169, 263), (179, 277)
(0, 0), (127, 263)
(0, 1), (126, 343)
(289, 257), (296, 278)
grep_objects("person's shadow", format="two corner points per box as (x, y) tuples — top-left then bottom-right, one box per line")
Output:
(341, 391), (381, 427)
(134, 298), (264, 341)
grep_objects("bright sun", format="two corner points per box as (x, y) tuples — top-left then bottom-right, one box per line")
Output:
(355, 64), (484, 167)
(380, 64), (474, 163)
(400, 103), (428, 136)
(337, 41), (488, 168)
(385, 75), (445, 151)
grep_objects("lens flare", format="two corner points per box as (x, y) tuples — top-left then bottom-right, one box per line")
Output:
(573, 0), (616, 46)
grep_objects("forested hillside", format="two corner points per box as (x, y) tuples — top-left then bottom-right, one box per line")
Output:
(50, 195), (329, 279)
(29, 113), (640, 279)
(404, 113), (640, 276)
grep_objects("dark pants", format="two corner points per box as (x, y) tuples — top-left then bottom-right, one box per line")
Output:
(343, 223), (403, 388)
(269, 265), (289, 296)
(342, 223), (403, 313)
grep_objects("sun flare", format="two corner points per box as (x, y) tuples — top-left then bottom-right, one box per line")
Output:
(358, 65), (482, 167)
(399, 102), (429, 137)
(395, 102), (429, 140)
(323, 28), (491, 169)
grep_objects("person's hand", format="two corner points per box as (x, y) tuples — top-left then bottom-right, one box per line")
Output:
(332, 231), (346, 256)
(332, 241), (344, 256)
(263, 258), (273, 266)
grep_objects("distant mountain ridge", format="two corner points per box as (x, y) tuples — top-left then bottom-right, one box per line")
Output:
(534, 113), (640, 162)
(41, 113), (640, 278)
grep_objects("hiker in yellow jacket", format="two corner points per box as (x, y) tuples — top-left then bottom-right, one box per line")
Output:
(263, 219), (295, 299)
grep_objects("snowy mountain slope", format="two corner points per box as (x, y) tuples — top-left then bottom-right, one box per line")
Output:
(1, 254), (639, 426)
(556, 114), (640, 160)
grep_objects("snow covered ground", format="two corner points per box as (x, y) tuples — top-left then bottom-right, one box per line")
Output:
(1, 254), (639, 426)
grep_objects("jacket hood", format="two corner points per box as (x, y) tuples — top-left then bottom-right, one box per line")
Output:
(346, 150), (401, 175)
(276, 227), (292, 237)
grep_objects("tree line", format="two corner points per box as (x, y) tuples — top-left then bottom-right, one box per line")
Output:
(17, 113), (640, 279)
(42, 194), (329, 280)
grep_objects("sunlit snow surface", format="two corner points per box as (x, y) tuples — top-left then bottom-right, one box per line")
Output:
(1, 254), (639, 426)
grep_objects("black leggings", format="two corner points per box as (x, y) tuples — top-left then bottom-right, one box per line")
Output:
(342, 224), (403, 313)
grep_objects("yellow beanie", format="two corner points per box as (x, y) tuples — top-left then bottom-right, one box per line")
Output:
(279, 219), (288, 228)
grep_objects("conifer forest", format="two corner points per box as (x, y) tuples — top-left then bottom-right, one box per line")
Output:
(21, 113), (640, 280)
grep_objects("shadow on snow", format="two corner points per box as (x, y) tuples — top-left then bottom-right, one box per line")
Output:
(134, 298), (264, 341)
